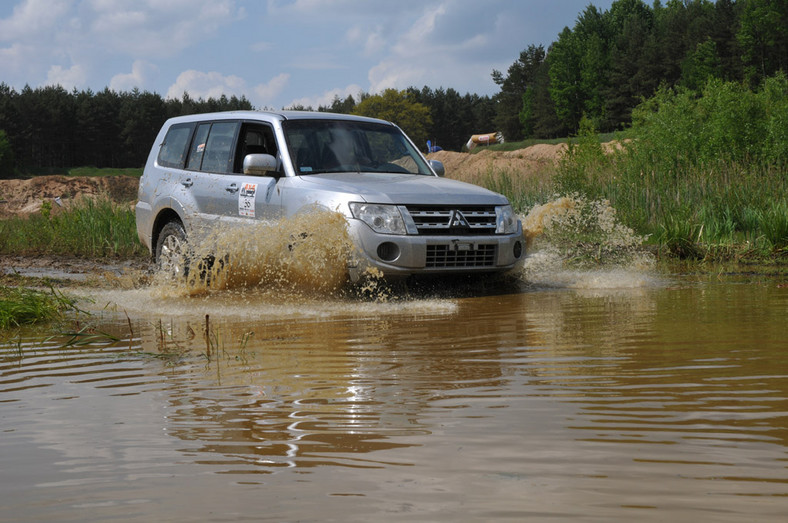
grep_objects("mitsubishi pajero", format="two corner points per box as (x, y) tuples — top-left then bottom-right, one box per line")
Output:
(135, 111), (525, 281)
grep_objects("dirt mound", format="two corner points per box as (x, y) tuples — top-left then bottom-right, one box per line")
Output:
(427, 142), (566, 183)
(0, 175), (139, 217)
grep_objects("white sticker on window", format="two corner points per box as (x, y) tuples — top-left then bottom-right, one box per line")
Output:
(239, 182), (257, 217)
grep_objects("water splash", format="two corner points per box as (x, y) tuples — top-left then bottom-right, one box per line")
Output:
(151, 207), (385, 299)
(134, 196), (658, 304)
(518, 195), (658, 289)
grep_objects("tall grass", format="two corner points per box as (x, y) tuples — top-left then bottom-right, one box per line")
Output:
(480, 165), (555, 212)
(0, 286), (78, 330)
(0, 197), (146, 258)
(517, 74), (788, 259)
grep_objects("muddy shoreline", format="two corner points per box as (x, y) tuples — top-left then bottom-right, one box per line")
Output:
(0, 254), (151, 283)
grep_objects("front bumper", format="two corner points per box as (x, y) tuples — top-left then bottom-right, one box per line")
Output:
(345, 219), (525, 281)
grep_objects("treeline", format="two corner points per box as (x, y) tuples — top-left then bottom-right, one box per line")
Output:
(493, 0), (787, 141)
(0, 82), (490, 177)
(0, 0), (785, 176)
(0, 85), (252, 176)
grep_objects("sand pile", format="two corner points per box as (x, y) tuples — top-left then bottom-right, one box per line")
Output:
(0, 175), (139, 217)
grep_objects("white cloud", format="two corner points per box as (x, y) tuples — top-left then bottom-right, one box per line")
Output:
(254, 73), (290, 107)
(0, 0), (73, 79)
(0, 0), (70, 42)
(0, 43), (31, 73)
(364, 31), (386, 56)
(251, 41), (274, 53)
(365, 1), (503, 96)
(367, 3), (448, 93)
(346, 24), (386, 56)
(268, 0), (425, 17)
(164, 70), (289, 108)
(87, 0), (237, 56)
(109, 60), (157, 91)
(166, 69), (247, 100)
(286, 84), (364, 110)
(46, 63), (87, 90)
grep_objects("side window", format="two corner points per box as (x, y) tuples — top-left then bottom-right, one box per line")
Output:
(233, 123), (278, 173)
(188, 122), (239, 173)
(186, 123), (211, 171)
(157, 124), (193, 168)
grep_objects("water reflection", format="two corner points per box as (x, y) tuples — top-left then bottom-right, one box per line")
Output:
(1, 279), (787, 521)
(136, 299), (531, 473)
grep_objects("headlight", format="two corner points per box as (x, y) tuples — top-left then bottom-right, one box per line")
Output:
(349, 203), (406, 234)
(496, 204), (518, 234)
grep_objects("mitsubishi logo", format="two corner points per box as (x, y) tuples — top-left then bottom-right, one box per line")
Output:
(449, 210), (470, 229)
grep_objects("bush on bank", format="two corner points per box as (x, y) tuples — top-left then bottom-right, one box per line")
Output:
(546, 74), (788, 259)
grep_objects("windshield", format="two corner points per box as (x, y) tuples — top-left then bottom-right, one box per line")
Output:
(283, 119), (433, 176)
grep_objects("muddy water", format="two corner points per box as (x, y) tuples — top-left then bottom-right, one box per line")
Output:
(2, 198), (788, 521)
(2, 271), (787, 522)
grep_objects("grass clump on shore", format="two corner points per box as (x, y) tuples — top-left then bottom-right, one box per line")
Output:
(0, 197), (146, 258)
(0, 286), (78, 330)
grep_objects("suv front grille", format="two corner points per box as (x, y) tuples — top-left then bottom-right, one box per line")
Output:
(406, 205), (497, 236)
(426, 244), (497, 268)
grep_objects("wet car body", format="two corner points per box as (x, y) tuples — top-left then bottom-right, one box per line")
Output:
(135, 110), (525, 281)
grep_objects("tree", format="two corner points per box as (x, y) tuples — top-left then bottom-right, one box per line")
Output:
(531, 53), (567, 138)
(318, 95), (356, 114)
(711, 0), (745, 82)
(738, 0), (788, 83)
(603, 0), (655, 128)
(576, 5), (612, 128)
(0, 83), (22, 171)
(12, 85), (76, 168)
(681, 38), (722, 90)
(492, 45), (546, 140)
(549, 27), (585, 132)
(0, 130), (14, 178)
(119, 89), (166, 166)
(352, 89), (432, 148)
(548, 4), (619, 133)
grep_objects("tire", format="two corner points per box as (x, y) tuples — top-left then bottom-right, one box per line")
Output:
(155, 221), (189, 278)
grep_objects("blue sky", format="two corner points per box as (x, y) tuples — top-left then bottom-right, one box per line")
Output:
(0, 0), (614, 109)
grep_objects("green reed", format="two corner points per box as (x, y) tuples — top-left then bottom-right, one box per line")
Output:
(480, 165), (554, 213)
(0, 285), (78, 330)
(0, 197), (146, 258)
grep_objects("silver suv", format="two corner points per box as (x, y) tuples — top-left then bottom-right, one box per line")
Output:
(135, 111), (524, 281)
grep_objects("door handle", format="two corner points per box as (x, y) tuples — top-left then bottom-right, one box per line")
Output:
(225, 183), (239, 193)
(181, 178), (193, 188)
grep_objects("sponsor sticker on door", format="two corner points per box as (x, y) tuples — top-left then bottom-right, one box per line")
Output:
(239, 183), (257, 217)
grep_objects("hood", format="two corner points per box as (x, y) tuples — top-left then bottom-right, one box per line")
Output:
(298, 172), (509, 206)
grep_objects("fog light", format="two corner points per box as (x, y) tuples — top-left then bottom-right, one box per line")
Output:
(377, 242), (400, 262)
(513, 241), (523, 259)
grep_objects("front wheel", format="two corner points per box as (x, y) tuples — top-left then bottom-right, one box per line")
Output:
(155, 221), (188, 278)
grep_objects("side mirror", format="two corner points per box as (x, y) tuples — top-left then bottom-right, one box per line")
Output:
(243, 153), (278, 176)
(428, 159), (445, 177)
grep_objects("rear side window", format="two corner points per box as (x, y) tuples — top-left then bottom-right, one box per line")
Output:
(199, 122), (239, 173)
(187, 124), (211, 171)
(157, 124), (193, 168)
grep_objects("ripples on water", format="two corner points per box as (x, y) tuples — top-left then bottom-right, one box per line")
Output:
(1, 201), (787, 521)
